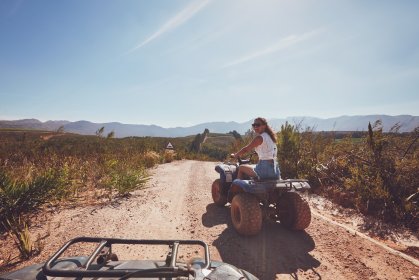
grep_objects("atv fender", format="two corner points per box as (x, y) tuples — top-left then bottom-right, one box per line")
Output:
(215, 164), (237, 183)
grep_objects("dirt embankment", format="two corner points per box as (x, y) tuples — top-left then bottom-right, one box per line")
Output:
(1, 160), (418, 279)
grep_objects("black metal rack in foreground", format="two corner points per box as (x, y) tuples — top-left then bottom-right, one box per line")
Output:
(42, 236), (210, 278)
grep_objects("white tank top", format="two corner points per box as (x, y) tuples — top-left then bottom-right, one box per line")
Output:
(255, 132), (277, 160)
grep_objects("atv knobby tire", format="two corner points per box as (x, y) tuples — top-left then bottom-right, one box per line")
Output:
(277, 192), (311, 230)
(231, 193), (262, 236)
(212, 179), (228, 206)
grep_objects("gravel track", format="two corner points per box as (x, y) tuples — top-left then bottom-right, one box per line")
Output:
(1, 160), (418, 279)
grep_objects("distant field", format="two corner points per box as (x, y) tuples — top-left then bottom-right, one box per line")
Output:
(0, 128), (52, 133)
(205, 135), (236, 146)
(334, 137), (363, 143)
(0, 129), (235, 161)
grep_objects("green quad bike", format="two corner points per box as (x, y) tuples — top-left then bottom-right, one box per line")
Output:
(212, 157), (311, 236)
(0, 237), (259, 280)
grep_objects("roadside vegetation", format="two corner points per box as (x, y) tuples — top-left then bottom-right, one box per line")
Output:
(0, 129), (216, 264)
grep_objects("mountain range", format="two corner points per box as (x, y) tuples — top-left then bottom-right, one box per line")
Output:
(0, 115), (417, 137)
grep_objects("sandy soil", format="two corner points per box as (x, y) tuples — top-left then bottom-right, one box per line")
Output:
(1, 160), (418, 279)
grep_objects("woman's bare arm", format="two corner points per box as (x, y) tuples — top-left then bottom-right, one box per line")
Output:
(233, 135), (263, 158)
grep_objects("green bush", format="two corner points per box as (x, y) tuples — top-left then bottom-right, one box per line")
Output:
(277, 122), (300, 179)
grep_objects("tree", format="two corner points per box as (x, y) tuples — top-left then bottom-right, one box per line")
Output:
(190, 129), (209, 153)
(56, 125), (65, 133)
(107, 131), (115, 138)
(229, 130), (242, 141)
(96, 126), (105, 137)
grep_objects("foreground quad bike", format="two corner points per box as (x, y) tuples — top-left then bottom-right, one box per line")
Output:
(0, 237), (258, 280)
(213, 158), (311, 236)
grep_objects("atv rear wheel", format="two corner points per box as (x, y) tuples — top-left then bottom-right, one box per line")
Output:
(231, 193), (262, 235)
(212, 179), (228, 206)
(277, 192), (311, 230)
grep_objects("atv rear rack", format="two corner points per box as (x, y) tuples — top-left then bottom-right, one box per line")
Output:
(248, 178), (311, 191)
(275, 179), (311, 191)
(42, 236), (210, 278)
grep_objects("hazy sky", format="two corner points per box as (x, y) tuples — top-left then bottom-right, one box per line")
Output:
(1, 0), (418, 127)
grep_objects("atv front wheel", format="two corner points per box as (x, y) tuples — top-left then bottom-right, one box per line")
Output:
(277, 192), (311, 230)
(231, 193), (262, 235)
(212, 179), (228, 206)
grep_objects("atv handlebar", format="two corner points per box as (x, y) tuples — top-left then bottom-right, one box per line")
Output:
(42, 237), (210, 278)
(230, 152), (256, 165)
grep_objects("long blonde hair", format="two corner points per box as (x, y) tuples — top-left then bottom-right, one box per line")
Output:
(255, 117), (277, 143)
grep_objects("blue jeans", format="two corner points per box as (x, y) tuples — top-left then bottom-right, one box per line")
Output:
(254, 160), (280, 179)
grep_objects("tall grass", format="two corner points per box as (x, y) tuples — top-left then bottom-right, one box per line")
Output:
(0, 168), (68, 228)
(5, 217), (39, 260)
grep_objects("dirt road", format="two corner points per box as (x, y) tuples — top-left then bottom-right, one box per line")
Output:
(2, 160), (418, 279)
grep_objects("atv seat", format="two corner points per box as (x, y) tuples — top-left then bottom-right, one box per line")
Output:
(253, 177), (280, 183)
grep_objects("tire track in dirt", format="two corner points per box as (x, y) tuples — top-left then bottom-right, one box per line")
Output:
(170, 161), (322, 279)
(2, 160), (418, 280)
(159, 161), (418, 280)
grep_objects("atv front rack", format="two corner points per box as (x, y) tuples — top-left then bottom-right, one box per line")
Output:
(42, 236), (210, 278)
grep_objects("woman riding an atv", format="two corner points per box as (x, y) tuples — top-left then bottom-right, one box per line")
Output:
(232, 117), (280, 180)
(214, 118), (311, 235)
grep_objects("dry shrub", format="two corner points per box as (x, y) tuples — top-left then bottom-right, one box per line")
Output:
(164, 150), (176, 163)
(143, 151), (161, 167)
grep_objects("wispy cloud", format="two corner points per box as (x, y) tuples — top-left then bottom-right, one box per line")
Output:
(127, 0), (211, 54)
(222, 29), (323, 68)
